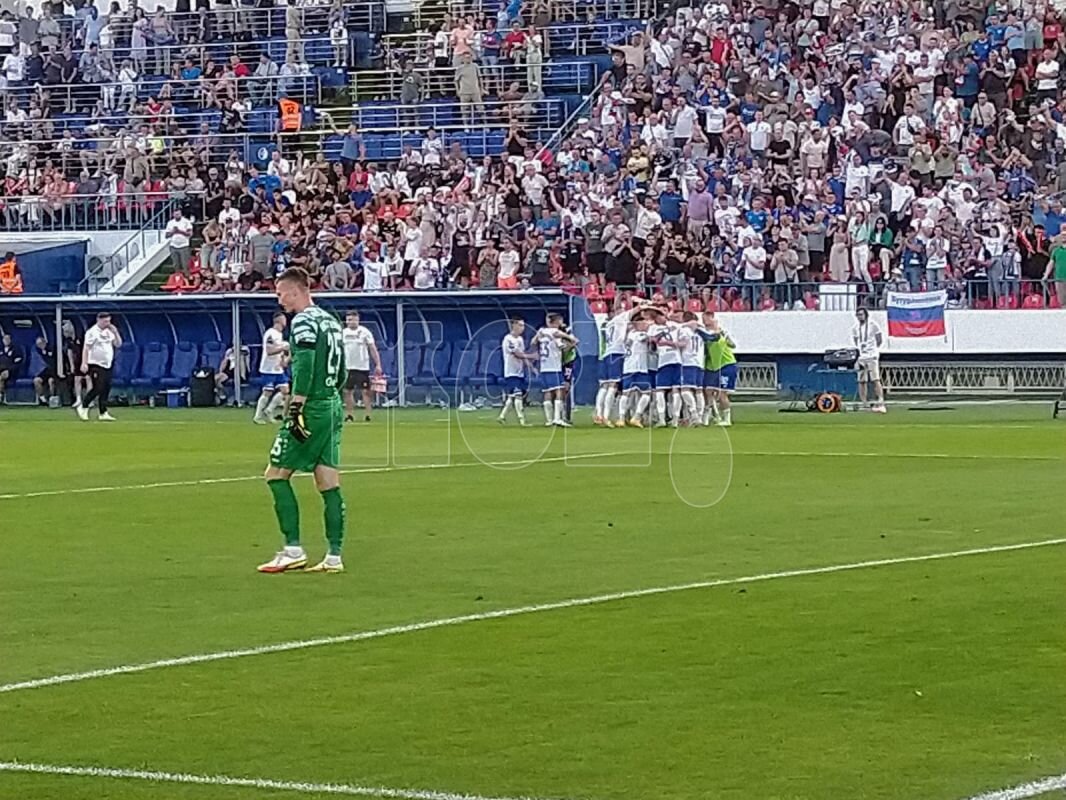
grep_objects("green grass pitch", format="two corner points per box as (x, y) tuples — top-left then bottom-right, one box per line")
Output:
(1, 403), (1065, 800)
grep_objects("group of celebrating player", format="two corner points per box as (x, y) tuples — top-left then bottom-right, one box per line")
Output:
(498, 301), (738, 429)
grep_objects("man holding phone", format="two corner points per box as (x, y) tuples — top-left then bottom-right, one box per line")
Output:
(76, 312), (122, 421)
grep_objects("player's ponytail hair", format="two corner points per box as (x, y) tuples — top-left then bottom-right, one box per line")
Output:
(277, 266), (311, 288)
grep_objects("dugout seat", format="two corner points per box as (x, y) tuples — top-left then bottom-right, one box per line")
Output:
(111, 343), (141, 388)
(131, 342), (170, 389)
(480, 341), (504, 388)
(161, 341), (199, 388)
(199, 341), (225, 370)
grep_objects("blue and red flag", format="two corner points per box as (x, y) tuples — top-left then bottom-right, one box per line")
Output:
(886, 291), (948, 338)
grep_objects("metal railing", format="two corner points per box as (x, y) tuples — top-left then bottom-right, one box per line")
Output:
(413, 0), (650, 27)
(0, 73), (323, 120)
(379, 19), (642, 62)
(80, 199), (177, 294)
(882, 362), (1066, 396)
(0, 193), (178, 233)
(351, 60), (594, 99)
(55, 1), (385, 42)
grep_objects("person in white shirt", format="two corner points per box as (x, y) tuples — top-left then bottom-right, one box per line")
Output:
(165, 208), (193, 275)
(615, 315), (652, 427)
(361, 250), (390, 292)
(746, 111), (771, 161)
(342, 311), (382, 423)
(253, 312), (290, 424)
(741, 234), (767, 309)
(1035, 49), (1060, 102)
(498, 317), (535, 426)
(678, 312), (704, 425)
(852, 307), (886, 412)
(531, 313), (578, 426)
(496, 239), (520, 289)
(893, 104), (925, 154)
(75, 311), (122, 421)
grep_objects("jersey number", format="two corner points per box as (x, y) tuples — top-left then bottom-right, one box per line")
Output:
(539, 339), (552, 360)
(324, 329), (343, 388)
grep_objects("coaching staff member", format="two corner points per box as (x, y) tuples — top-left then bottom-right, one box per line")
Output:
(75, 312), (121, 421)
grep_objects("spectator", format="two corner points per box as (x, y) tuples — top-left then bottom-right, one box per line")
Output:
(0, 251), (22, 294)
(165, 207), (193, 275)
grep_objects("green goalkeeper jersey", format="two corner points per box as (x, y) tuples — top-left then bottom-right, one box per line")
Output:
(290, 305), (346, 404)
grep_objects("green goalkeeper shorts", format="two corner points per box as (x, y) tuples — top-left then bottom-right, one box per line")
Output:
(269, 399), (343, 473)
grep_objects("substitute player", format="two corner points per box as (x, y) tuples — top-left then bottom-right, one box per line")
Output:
(258, 267), (348, 574)
(852, 306), (886, 413)
(498, 318), (534, 425)
(253, 312), (291, 424)
(701, 312), (737, 427)
(615, 313), (651, 427)
(342, 311), (382, 423)
(531, 313), (578, 427)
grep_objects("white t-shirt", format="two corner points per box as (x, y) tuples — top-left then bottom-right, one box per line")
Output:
(852, 319), (882, 360)
(84, 323), (118, 368)
(704, 105), (726, 134)
(535, 327), (564, 372)
(742, 245), (767, 280)
(166, 216), (192, 249)
(260, 327), (287, 374)
(649, 323), (682, 366)
(1036, 58), (1059, 92)
(342, 325), (375, 370)
(678, 326), (702, 367)
(362, 258), (387, 292)
(603, 313), (629, 356)
(502, 333), (526, 377)
(498, 249), (520, 280)
(622, 330), (649, 375)
(747, 120), (771, 151)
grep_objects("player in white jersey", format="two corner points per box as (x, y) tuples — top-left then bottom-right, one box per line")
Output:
(342, 311), (382, 423)
(498, 318), (535, 425)
(594, 301), (641, 426)
(678, 311), (705, 425)
(615, 315), (652, 427)
(531, 312), (578, 427)
(253, 311), (291, 424)
(647, 309), (684, 427)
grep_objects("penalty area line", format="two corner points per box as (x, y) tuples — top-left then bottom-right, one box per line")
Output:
(0, 451), (636, 501)
(1, 538), (1064, 696)
(0, 760), (563, 800)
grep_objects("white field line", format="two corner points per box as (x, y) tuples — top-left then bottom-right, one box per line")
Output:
(0, 761), (561, 800)
(1, 538), (1063, 697)
(2, 448), (1061, 502)
(961, 773), (1066, 800)
(0, 452), (632, 501)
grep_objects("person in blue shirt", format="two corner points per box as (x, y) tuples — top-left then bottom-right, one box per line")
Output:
(735, 92), (760, 125)
(658, 180), (685, 224)
(247, 167), (281, 195)
(957, 55), (981, 105)
(745, 196), (769, 233)
(971, 31), (993, 63)
(535, 208), (559, 240)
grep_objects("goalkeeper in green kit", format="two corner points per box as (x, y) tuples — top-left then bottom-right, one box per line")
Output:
(258, 267), (348, 574)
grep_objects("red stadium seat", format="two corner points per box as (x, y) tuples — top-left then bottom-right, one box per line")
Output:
(1050, 293), (1062, 309)
(584, 283), (600, 299)
(804, 293), (819, 310)
(686, 298), (703, 312)
(589, 299), (608, 313)
(731, 298), (749, 311)
(1022, 293), (1045, 309)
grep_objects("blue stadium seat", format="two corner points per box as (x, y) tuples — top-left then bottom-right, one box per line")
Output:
(200, 341), (224, 370)
(480, 341), (503, 387)
(131, 342), (170, 389)
(112, 343), (141, 388)
(454, 340), (481, 390)
(161, 341), (199, 388)
(411, 342), (452, 388)
(378, 346), (396, 380)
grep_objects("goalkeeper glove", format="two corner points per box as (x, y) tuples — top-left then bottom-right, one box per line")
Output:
(288, 400), (310, 443)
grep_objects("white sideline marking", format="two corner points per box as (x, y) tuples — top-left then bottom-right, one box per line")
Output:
(1, 538), (1063, 697)
(0, 761), (558, 800)
(961, 773), (1066, 800)
(3, 448), (1060, 502)
(0, 452), (631, 501)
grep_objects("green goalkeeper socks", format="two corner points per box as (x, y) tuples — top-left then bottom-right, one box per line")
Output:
(268, 479), (301, 547)
(321, 487), (346, 556)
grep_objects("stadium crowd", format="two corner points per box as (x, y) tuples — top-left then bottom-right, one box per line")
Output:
(0, 0), (1065, 308)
